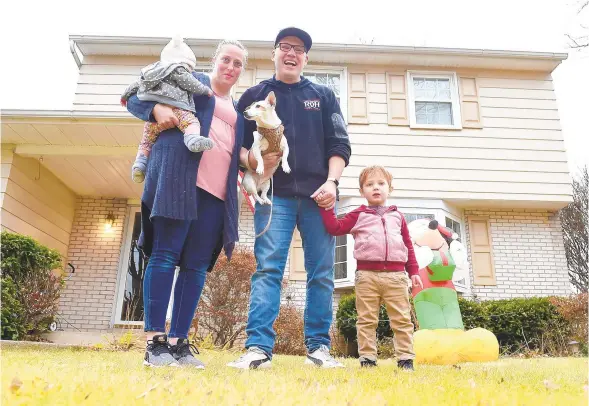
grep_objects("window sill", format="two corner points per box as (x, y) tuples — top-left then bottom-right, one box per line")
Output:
(409, 123), (463, 131)
(334, 279), (355, 289)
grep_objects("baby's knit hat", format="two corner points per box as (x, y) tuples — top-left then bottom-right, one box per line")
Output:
(160, 35), (197, 69)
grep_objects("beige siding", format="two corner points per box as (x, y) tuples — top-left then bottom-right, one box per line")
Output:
(1, 146), (76, 256)
(72, 56), (571, 206)
(342, 69), (570, 205)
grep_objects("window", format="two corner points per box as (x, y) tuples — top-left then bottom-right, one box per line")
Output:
(304, 68), (348, 122)
(445, 216), (468, 289)
(334, 234), (347, 280)
(404, 213), (435, 223)
(446, 217), (461, 238)
(407, 72), (462, 129)
(306, 72), (341, 103)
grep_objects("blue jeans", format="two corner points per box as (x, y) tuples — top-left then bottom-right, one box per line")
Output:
(245, 196), (335, 356)
(143, 188), (224, 338)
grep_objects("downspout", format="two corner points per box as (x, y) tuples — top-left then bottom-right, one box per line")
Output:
(69, 40), (82, 69)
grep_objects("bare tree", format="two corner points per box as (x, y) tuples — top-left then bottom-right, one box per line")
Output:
(560, 165), (588, 292)
(566, 1), (588, 49)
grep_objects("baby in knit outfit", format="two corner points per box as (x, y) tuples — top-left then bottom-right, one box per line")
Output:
(121, 35), (214, 183)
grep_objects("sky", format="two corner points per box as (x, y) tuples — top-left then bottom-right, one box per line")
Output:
(1, 0), (587, 176)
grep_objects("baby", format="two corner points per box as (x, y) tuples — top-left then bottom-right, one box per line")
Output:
(121, 35), (214, 183)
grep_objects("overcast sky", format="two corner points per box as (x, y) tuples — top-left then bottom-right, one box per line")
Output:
(1, 0), (587, 176)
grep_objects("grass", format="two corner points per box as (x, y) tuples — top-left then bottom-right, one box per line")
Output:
(2, 345), (588, 405)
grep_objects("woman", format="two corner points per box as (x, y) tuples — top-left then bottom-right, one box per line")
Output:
(126, 39), (279, 368)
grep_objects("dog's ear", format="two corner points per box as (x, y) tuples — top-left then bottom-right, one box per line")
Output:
(267, 91), (276, 107)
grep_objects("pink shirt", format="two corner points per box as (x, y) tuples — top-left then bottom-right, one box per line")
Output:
(196, 94), (237, 201)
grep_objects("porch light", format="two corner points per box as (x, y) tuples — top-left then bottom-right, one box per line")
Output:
(104, 212), (116, 231)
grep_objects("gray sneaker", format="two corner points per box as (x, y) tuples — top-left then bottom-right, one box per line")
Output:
(143, 334), (180, 367)
(171, 339), (205, 369)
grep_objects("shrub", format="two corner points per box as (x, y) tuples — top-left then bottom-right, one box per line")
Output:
(0, 232), (63, 340)
(193, 247), (256, 348)
(549, 292), (588, 354)
(273, 304), (306, 355)
(1, 277), (25, 340)
(336, 291), (581, 356)
(478, 297), (568, 354)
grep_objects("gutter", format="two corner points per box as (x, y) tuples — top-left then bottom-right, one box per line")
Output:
(68, 34), (569, 61)
(69, 40), (82, 69)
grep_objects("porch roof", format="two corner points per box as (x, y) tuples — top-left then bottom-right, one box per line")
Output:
(2, 111), (142, 198)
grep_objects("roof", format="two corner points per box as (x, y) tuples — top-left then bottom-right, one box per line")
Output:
(69, 35), (568, 72)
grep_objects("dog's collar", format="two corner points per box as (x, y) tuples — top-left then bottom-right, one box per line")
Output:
(257, 124), (284, 138)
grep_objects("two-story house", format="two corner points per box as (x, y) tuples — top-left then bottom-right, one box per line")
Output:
(0, 35), (573, 334)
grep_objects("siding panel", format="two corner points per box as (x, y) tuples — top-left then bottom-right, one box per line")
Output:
(1, 154), (76, 256)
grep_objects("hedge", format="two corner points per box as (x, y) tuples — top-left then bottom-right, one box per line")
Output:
(1, 232), (64, 340)
(336, 292), (587, 356)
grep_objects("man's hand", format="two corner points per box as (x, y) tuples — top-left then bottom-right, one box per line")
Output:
(153, 104), (179, 130)
(311, 180), (337, 210)
(411, 275), (423, 290)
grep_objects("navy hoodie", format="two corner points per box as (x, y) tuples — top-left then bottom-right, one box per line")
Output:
(238, 75), (352, 199)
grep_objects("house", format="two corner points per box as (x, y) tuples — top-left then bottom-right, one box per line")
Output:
(0, 35), (573, 334)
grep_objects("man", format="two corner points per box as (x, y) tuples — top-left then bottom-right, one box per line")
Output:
(228, 27), (352, 369)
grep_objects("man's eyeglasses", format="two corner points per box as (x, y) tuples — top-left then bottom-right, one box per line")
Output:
(276, 43), (306, 55)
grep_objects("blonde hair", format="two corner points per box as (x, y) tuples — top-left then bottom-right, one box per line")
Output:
(359, 166), (393, 192)
(210, 39), (249, 71)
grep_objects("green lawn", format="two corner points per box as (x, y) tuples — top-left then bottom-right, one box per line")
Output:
(2, 346), (587, 405)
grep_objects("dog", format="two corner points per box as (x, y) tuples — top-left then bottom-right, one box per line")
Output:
(241, 91), (290, 205)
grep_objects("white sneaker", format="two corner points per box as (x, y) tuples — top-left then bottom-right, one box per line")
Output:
(305, 345), (345, 368)
(227, 346), (272, 370)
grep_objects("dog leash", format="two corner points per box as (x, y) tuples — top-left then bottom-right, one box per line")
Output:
(238, 175), (274, 239)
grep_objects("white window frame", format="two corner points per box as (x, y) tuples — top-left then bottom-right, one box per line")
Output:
(303, 66), (348, 124)
(407, 71), (462, 130)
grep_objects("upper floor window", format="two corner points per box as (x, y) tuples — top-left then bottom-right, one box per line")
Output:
(407, 71), (462, 130)
(305, 68), (348, 123)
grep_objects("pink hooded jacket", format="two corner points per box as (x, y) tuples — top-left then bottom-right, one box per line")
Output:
(320, 205), (418, 276)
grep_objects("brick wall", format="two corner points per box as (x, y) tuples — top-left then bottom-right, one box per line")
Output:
(464, 209), (571, 300)
(59, 198), (127, 331)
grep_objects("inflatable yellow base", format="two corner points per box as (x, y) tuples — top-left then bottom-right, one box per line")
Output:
(414, 328), (499, 365)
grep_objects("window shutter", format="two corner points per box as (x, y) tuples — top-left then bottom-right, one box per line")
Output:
(233, 67), (257, 100)
(348, 72), (369, 124)
(468, 217), (496, 285)
(458, 77), (483, 128)
(289, 226), (307, 281)
(386, 73), (409, 126)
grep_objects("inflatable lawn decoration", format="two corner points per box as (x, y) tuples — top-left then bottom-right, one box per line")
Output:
(408, 218), (499, 365)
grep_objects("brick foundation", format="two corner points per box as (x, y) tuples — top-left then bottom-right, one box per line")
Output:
(464, 209), (570, 299)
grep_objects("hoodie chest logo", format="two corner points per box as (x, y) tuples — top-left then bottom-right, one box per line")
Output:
(303, 99), (321, 111)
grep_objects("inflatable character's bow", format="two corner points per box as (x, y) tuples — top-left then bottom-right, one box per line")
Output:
(408, 218), (499, 365)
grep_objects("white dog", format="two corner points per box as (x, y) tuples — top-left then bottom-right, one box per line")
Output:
(241, 91), (290, 205)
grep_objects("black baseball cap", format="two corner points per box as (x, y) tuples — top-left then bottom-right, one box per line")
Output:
(274, 27), (312, 52)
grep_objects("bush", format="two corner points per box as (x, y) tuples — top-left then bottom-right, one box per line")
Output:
(1, 277), (25, 340)
(193, 246), (256, 348)
(1, 232), (64, 340)
(273, 304), (306, 355)
(336, 291), (581, 356)
(549, 293), (588, 353)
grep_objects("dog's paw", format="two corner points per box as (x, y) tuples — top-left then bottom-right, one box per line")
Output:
(282, 164), (291, 174)
(256, 166), (265, 175)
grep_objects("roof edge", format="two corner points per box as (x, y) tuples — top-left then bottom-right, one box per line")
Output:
(68, 34), (568, 61)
